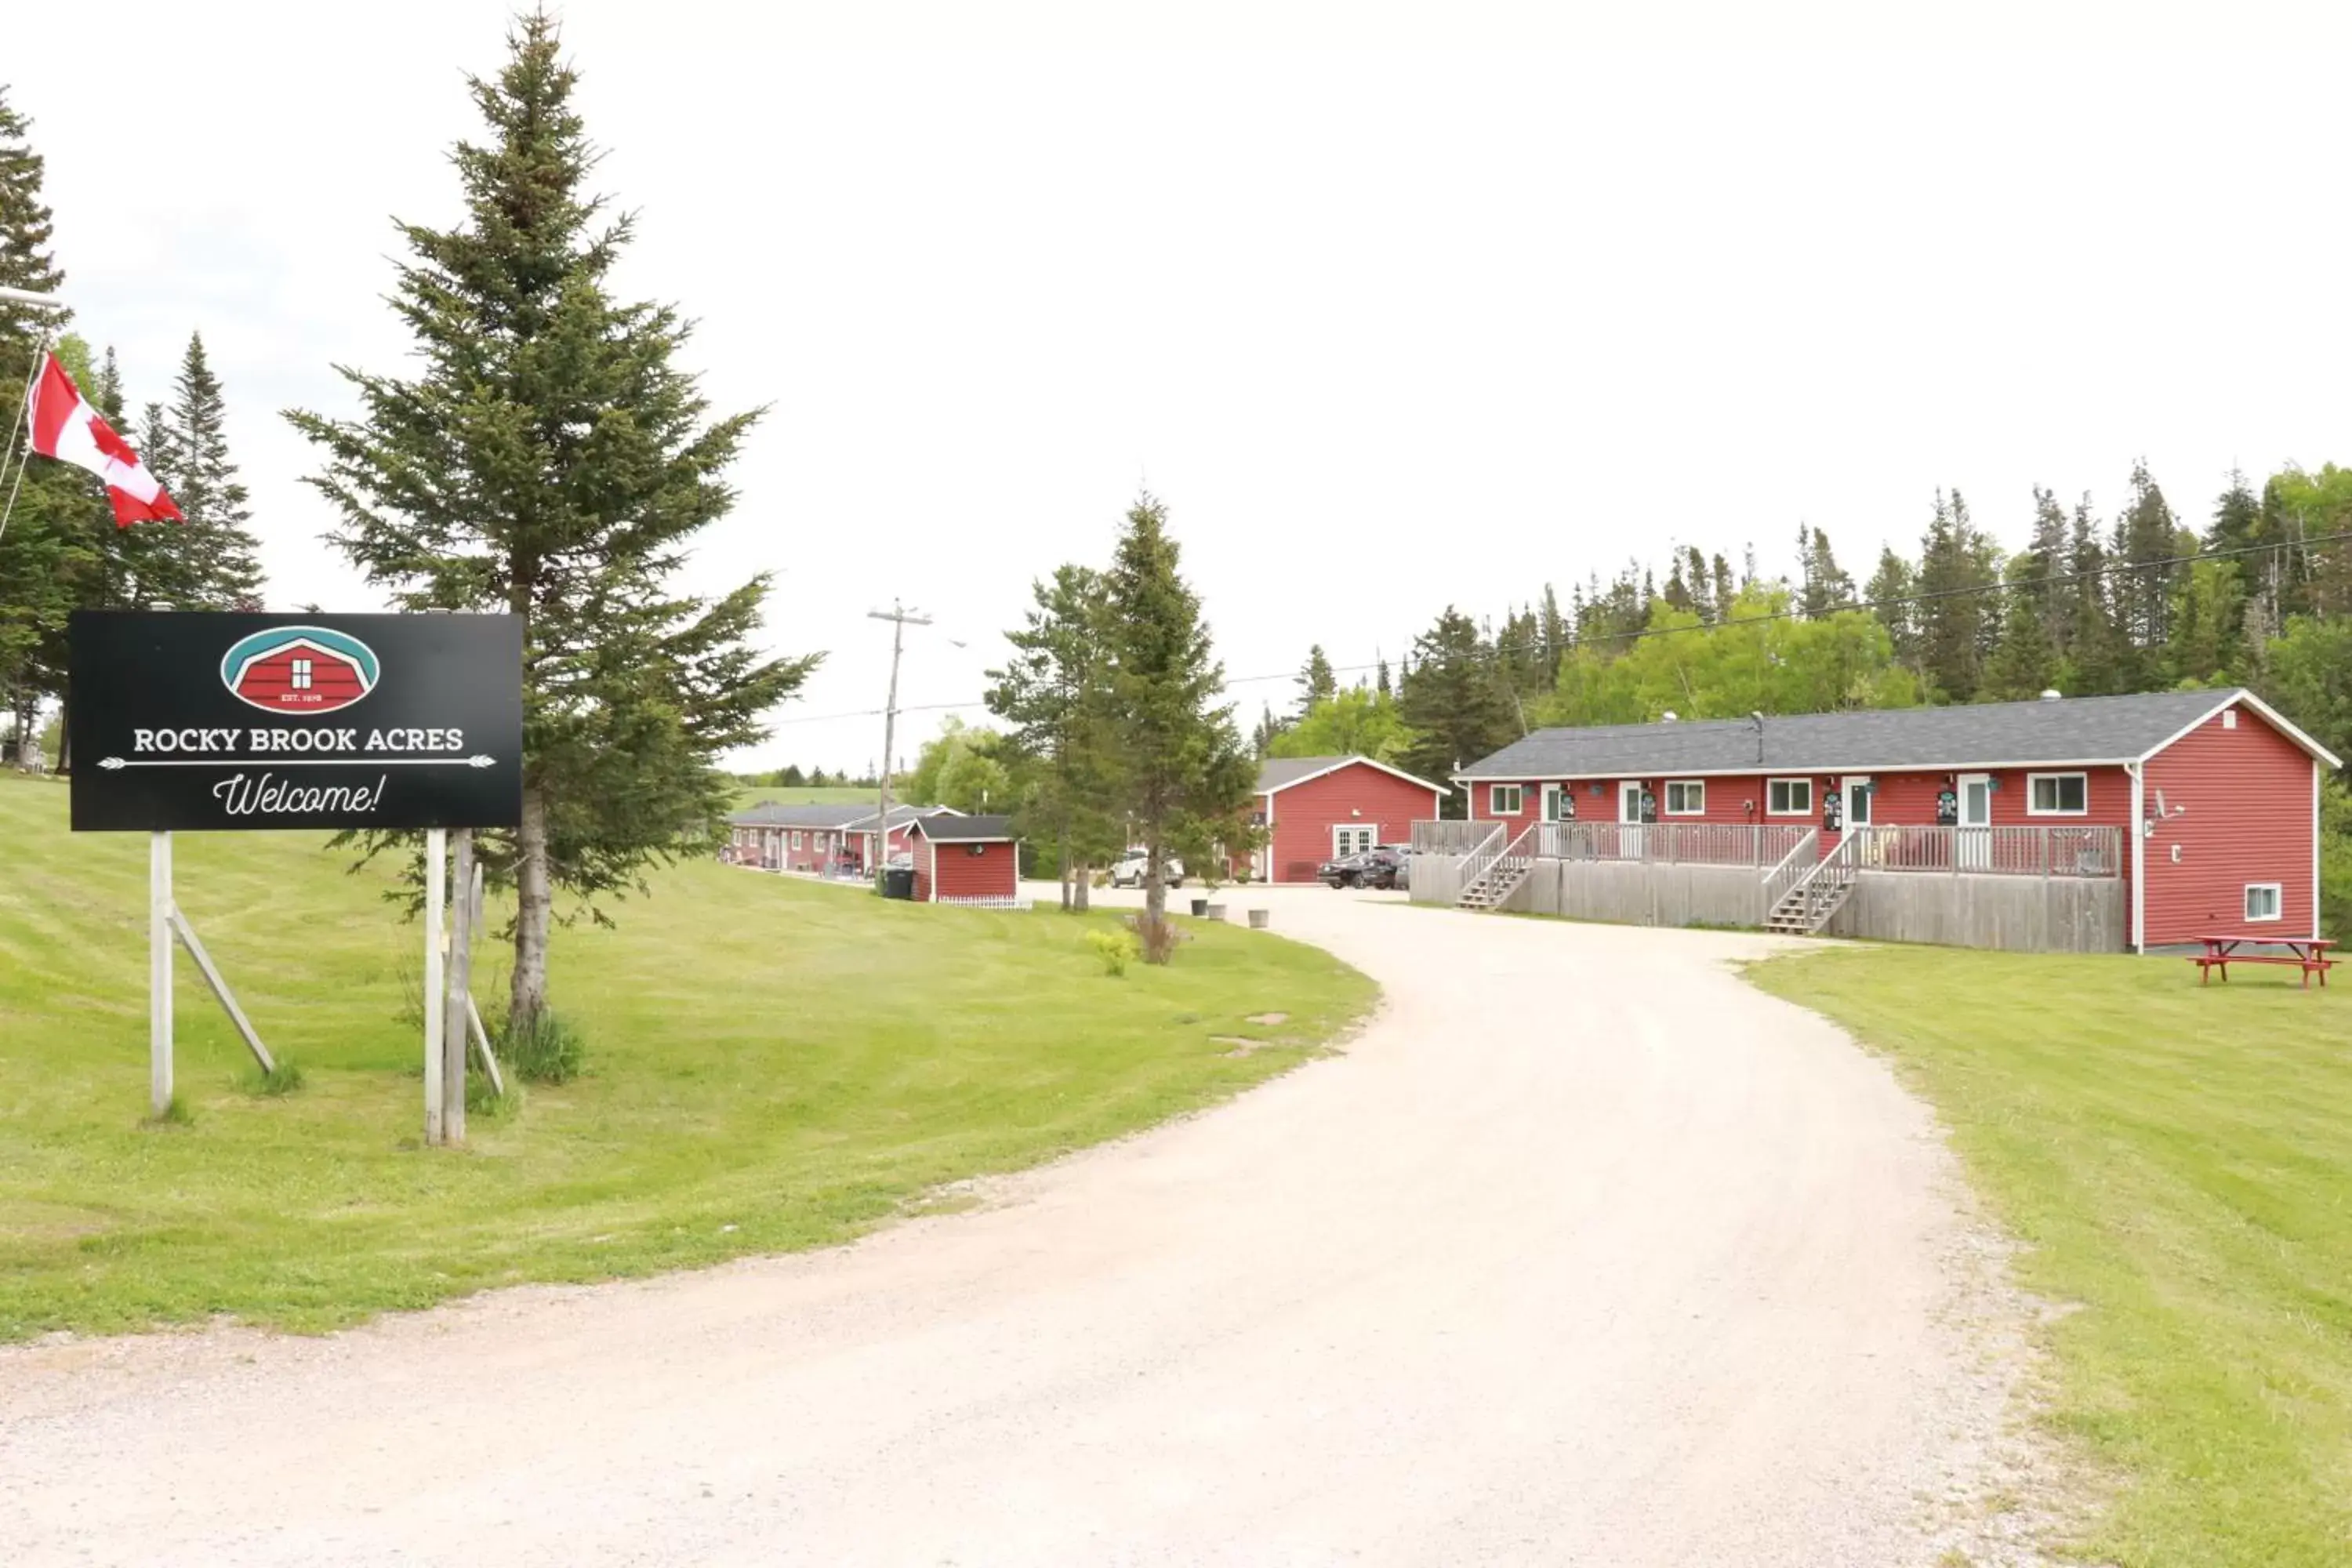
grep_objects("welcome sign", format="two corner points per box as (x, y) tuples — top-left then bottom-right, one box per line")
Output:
(69, 612), (523, 832)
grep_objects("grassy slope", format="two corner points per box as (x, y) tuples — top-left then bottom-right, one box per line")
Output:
(1751, 944), (2350, 1568)
(0, 775), (1373, 1341)
(731, 785), (875, 808)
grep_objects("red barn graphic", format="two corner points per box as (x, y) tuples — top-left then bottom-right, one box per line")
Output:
(222, 633), (376, 713)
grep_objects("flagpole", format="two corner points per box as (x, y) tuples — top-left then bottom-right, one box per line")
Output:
(0, 285), (69, 549)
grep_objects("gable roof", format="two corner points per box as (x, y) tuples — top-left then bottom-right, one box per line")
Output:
(910, 813), (1016, 843)
(1256, 754), (1449, 797)
(1459, 688), (2340, 779)
(837, 803), (964, 833)
(728, 801), (873, 829)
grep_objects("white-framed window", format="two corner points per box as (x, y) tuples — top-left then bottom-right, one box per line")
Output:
(1766, 777), (1813, 816)
(790, 831), (803, 850)
(2222, 710), (2238, 730)
(2027, 771), (2089, 816)
(1664, 779), (1705, 816)
(2245, 883), (2282, 923)
(290, 657), (314, 691)
(1333, 824), (1377, 858)
(1489, 784), (1524, 816)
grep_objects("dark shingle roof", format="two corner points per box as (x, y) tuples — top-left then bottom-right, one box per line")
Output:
(911, 813), (1016, 842)
(836, 803), (958, 833)
(1256, 756), (1352, 792)
(1461, 688), (2282, 779)
(728, 801), (873, 829)
(1255, 755), (1449, 794)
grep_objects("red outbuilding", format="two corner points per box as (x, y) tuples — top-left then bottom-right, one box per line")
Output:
(908, 814), (1022, 905)
(1250, 756), (1449, 884)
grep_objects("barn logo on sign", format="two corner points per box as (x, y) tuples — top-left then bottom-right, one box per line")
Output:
(218, 626), (379, 715)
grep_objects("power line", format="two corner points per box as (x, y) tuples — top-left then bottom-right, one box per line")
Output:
(764, 528), (2352, 728)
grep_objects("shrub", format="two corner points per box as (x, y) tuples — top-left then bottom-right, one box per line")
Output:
(499, 1008), (587, 1084)
(247, 1059), (307, 1097)
(1127, 913), (1181, 965)
(1085, 927), (1139, 977)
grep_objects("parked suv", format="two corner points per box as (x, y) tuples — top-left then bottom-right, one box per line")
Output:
(1108, 848), (1185, 888)
(1318, 845), (1409, 890)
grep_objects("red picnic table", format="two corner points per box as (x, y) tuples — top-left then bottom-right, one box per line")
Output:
(2190, 934), (2335, 989)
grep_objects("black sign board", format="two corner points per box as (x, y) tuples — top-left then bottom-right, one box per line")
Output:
(68, 612), (523, 833)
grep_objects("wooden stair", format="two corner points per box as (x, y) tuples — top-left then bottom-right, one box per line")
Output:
(1763, 834), (1858, 935)
(1457, 856), (1534, 911)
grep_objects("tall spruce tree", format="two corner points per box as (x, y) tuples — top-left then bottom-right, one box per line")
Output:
(1864, 546), (1917, 669)
(1983, 555), (2058, 701)
(2110, 459), (2180, 678)
(0, 90), (87, 769)
(2063, 495), (2128, 695)
(165, 332), (264, 606)
(1915, 489), (1998, 702)
(987, 563), (1120, 911)
(1797, 525), (1856, 619)
(1296, 644), (1337, 720)
(1398, 606), (1516, 815)
(287, 16), (815, 1028)
(1101, 493), (1253, 952)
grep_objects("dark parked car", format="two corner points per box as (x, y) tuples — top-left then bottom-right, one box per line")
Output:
(1319, 845), (1410, 890)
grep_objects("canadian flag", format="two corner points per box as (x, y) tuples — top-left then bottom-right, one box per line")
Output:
(27, 351), (184, 526)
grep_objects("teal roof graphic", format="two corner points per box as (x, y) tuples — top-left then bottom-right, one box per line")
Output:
(220, 625), (380, 715)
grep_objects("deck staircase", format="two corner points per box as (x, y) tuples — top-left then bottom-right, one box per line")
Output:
(1763, 833), (1858, 935)
(1455, 824), (1536, 912)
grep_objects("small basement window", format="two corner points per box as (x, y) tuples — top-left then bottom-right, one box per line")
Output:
(1664, 779), (1705, 816)
(2245, 883), (2282, 923)
(1490, 784), (1524, 815)
(1766, 778), (1812, 816)
(2027, 771), (2088, 815)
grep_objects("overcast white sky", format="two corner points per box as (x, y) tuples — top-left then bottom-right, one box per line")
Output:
(14, 2), (2352, 770)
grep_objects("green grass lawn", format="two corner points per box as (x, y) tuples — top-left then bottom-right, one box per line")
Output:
(731, 784), (876, 808)
(0, 774), (1373, 1341)
(1751, 944), (2351, 1568)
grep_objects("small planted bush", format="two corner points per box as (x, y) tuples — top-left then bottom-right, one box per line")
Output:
(1086, 927), (1140, 977)
(500, 1008), (587, 1084)
(248, 1059), (307, 1097)
(1127, 913), (1181, 965)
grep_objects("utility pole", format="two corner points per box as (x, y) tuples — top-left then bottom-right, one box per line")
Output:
(866, 601), (931, 891)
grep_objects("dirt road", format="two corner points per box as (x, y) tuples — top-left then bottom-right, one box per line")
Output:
(0, 890), (2042, 1566)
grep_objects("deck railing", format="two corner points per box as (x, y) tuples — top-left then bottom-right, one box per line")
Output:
(1412, 819), (1510, 855)
(1526, 821), (1813, 867)
(1454, 821), (1509, 890)
(1841, 824), (2121, 878)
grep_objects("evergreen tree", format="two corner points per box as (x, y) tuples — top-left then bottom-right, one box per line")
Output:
(1537, 584), (1566, 685)
(287, 16), (815, 1029)
(1374, 655), (1392, 699)
(2110, 459), (2180, 673)
(165, 332), (264, 607)
(1915, 489), (1998, 703)
(1397, 606), (1516, 815)
(2165, 558), (2245, 686)
(1709, 552), (1737, 624)
(1864, 546), (1917, 668)
(2063, 495), (2128, 695)
(2020, 486), (2071, 652)
(0, 89), (87, 770)
(1295, 643), (1337, 720)
(1797, 526), (1855, 619)
(1100, 493), (1254, 952)
(2207, 466), (2260, 552)
(1983, 555), (2058, 701)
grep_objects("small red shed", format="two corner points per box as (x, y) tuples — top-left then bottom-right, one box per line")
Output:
(909, 813), (1022, 905)
(1251, 756), (1449, 884)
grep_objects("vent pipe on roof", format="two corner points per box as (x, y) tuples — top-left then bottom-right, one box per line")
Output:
(2039, 688), (2063, 702)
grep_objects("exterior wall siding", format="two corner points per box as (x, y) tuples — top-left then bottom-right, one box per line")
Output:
(2141, 705), (2318, 944)
(927, 839), (1019, 902)
(1266, 764), (1443, 883)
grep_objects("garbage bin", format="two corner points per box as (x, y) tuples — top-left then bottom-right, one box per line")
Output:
(884, 867), (916, 901)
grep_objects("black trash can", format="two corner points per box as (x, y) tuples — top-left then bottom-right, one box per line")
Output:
(884, 867), (916, 901)
(1190, 898), (1210, 917)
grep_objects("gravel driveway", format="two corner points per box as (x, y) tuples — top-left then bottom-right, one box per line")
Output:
(0, 888), (2046, 1566)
